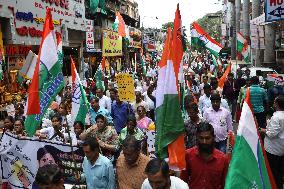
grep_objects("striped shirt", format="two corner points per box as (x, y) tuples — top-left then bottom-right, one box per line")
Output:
(248, 85), (268, 113)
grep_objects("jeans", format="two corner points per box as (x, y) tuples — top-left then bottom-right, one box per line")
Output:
(266, 151), (284, 189)
(215, 139), (227, 154)
(227, 99), (237, 121)
(254, 111), (266, 129)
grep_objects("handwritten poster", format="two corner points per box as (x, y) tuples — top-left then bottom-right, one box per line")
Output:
(0, 132), (84, 188)
(102, 30), (122, 57)
(116, 73), (135, 102)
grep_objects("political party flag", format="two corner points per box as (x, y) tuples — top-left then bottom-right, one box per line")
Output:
(155, 5), (186, 170)
(237, 32), (250, 63)
(114, 12), (126, 37)
(95, 57), (105, 90)
(191, 22), (223, 58)
(56, 32), (63, 66)
(71, 57), (89, 125)
(225, 88), (276, 189)
(25, 9), (64, 136)
(218, 63), (231, 89)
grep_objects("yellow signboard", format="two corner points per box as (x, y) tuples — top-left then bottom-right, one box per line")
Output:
(102, 30), (122, 57)
(116, 73), (135, 102)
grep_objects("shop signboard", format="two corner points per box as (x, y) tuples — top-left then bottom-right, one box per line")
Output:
(10, 0), (87, 45)
(265, 0), (284, 22)
(86, 20), (95, 52)
(102, 30), (122, 57)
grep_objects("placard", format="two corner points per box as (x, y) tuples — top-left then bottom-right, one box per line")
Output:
(102, 30), (122, 57)
(116, 73), (135, 102)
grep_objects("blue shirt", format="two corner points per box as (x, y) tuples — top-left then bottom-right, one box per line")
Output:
(82, 154), (115, 189)
(111, 102), (134, 133)
(90, 107), (113, 125)
(248, 85), (268, 113)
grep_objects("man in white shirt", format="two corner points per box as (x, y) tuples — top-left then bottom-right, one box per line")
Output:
(198, 84), (229, 115)
(141, 158), (188, 189)
(131, 90), (149, 116)
(96, 88), (112, 112)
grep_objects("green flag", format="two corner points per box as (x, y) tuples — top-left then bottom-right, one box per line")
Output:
(90, 0), (99, 13)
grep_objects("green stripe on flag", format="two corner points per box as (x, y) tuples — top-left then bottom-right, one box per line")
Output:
(225, 136), (272, 189)
(155, 94), (184, 159)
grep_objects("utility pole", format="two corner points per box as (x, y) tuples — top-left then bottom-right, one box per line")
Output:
(242, 0), (250, 38)
(230, 1), (236, 60)
(235, 0), (241, 60)
(264, 23), (276, 64)
(252, 0), (262, 66)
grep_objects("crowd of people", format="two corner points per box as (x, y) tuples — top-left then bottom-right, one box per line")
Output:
(0, 53), (284, 189)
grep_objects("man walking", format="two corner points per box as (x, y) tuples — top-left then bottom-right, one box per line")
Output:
(116, 136), (150, 189)
(203, 92), (233, 153)
(180, 122), (229, 189)
(78, 136), (115, 189)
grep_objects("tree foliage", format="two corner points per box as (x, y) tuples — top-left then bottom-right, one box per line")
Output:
(162, 22), (174, 31)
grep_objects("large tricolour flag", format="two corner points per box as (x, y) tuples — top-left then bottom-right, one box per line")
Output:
(191, 22), (223, 58)
(237, 32), (250, 63)
(225, 88), (276, 189)
(155, 4), (186, 170)
(25, 8), (64, 136)
(71, 57), (89, 125)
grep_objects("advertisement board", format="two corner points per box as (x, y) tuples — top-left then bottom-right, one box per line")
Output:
(265, 0), (284, 22)
(4, 0), (88, 45)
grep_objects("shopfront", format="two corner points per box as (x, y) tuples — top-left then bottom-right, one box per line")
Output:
(0, 0), (90, 103)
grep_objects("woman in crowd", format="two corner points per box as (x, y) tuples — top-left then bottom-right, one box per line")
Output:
(136, 105), (154, 133)
(12, 119), (27, 137)
(119, 115), (145, 144)
(73, 121), (85, 145)
(36, 114), (77, 145)
(79, 114), (119, 161)
(3, 116), (14, 132)
(14, 103), (25, 121)
(58, 102), (72, 131)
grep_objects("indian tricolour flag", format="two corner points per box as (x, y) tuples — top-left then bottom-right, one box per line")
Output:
(191, 22), (223, 58)
(71, 57), (89, 125)
(156, 4), (186, 170)
(225, 88), (276, 189)
(237, 32), (250, 63)
(25, 8), (64, 136)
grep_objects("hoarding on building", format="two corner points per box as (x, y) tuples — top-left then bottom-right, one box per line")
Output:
(0, 0), (88, 45)
(265, 0), (284, 22)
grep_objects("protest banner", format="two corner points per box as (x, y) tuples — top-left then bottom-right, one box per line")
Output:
(0, 132), (84, 188)
(116, 73), (135, 102)
(102, 30), (122, 57)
